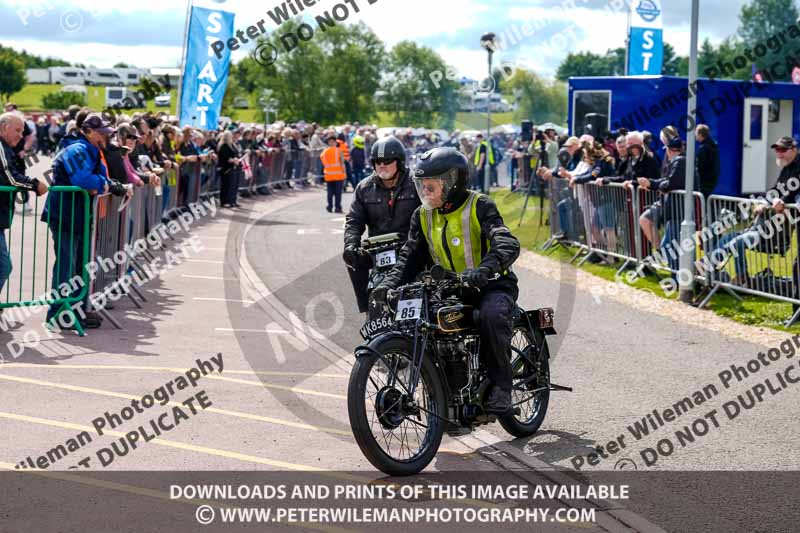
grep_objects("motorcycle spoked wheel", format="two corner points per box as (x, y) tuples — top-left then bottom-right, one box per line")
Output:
(347, 336), (447, 476)
(499, 327), (550, 438)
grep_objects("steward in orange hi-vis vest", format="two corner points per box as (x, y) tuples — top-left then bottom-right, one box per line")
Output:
(321, 143), (346, 182)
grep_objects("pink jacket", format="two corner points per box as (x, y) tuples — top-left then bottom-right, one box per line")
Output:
(122, 153), (144, 186)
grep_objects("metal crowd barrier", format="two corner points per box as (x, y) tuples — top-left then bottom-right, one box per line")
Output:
(144, 184), (164, 239)
(176, 160), (201, 211)
(269, 149), (288, 188)
(162, 167), (179, 221)
(0, 186), (92, 336)
(89, 192), (127, 328)
(308, 149), (324, 183)
(540, 178), (800, 324)
(200, 158), (219, 198)
(89, 193), (125, 298)
(0, 140), (326, 339)
(577, 182), (639, 271)
(635, 188), (705, 280)
(542, 177), (588, 260)
(698, 195), (800, 325)
(254, 149), (272, 191)
(225, 146), (323, 201)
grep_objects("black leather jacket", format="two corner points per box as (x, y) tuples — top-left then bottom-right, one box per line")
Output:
(777, 153), (800, 204)
(0, 138), (39, 230)
(344, 168), (421, 249)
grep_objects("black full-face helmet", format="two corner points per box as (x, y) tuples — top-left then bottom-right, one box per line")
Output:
(412, 147), (469, 212)
(370, 135), (406, 174)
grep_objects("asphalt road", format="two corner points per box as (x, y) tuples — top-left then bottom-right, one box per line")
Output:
(1, 175), (798, 532)
(242, 188), (799, 473)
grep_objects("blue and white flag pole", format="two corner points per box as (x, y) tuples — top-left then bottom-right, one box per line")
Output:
(178, 1), (235, 129)
(627, 0), (664, 76)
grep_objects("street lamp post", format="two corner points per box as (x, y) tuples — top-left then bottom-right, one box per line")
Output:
(260, 89), (274, 128)
(480, 32), (497, 194)
(679, 0), (700, 303)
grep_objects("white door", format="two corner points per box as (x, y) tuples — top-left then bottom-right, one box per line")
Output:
(741, 97), (769, 194)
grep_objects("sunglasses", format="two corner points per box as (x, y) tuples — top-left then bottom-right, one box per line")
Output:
(373, 159), (396, 166)
(775, 147), (791, 153)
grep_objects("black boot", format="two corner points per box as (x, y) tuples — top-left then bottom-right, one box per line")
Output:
(484, 386), (511, 415)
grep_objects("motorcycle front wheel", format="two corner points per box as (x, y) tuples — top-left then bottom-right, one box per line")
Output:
(499, 327), (550, 438)
(347, 336), (447, 476)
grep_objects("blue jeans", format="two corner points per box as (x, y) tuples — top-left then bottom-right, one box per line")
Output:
(0, 232), (11, 295)
(709, 230), (759, 279)
(293, 159), (305, 187)
(352, 166), (365, 186)
(660, 221), (679, 273)
(557, 199), (574, 239)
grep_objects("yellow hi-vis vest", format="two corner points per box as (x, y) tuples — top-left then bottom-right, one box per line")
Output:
(419, 191), (486, 273)
(529, 140), (543, 169)
(474, 141), (494, 166)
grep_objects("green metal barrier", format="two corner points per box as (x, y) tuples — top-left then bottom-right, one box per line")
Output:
(0, 185), (91, 337)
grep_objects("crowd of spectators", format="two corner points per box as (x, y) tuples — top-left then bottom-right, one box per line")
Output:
(532, 122), (721, 276)
(7, 92), (800, 321)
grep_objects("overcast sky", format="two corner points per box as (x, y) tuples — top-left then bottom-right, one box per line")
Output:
(0, 0), (752, 79)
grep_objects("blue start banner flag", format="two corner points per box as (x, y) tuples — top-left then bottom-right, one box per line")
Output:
(627, 0), (663, 76)
(179, 5), (235, 129)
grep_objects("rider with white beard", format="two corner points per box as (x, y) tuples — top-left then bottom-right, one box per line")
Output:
(343, 136), (421, 313)
(371, 147), (522, 414)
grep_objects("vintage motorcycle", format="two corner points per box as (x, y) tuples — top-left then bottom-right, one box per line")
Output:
(347, 265), (570, 476)
(359, 232), (404, 313)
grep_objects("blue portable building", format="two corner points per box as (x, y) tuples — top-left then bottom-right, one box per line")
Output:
(567, 75), (800, 197)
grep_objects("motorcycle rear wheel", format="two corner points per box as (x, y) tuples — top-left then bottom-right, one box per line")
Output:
(499, 327), (550, 438)
(348, 336), (447, 476)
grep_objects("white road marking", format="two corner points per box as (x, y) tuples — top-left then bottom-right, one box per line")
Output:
(215, 327), (289, 333)
(236, 230), (273, 307)
(194, 297), (255, 304)
(181, 275), (235, 281)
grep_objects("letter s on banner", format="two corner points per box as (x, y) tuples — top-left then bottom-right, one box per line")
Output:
(627, 0), (664, 75)
(179, 6), (235, 129)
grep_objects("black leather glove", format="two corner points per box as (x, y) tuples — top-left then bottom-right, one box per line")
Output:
(358, 249), (374, 269)
(343, 245), (361, 268)
(462, 267), (490, 289)
(370, 286), (388, 307)
(369, 286), (398, 309)
(109, 181), (128, 197)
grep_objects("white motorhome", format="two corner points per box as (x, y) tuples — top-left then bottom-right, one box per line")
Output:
(116, 68), (148, 86)
(50, 67), (85, 85)
(26, 68), (51, 84)
(85, 69), (125, 86)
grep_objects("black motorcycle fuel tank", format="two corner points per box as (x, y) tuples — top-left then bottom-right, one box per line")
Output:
(436, 304), (477, 333)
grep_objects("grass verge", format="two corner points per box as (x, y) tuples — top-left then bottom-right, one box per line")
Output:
(492, 189), (800, 333)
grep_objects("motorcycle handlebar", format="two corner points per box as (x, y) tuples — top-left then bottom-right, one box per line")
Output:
(430, 264), (461, 283)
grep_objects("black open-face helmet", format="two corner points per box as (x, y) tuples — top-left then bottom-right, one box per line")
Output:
(370, 135), (406, 173)
(412, 147), (469, 212)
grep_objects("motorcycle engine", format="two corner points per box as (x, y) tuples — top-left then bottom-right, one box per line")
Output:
(437, 339), (477, 395)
